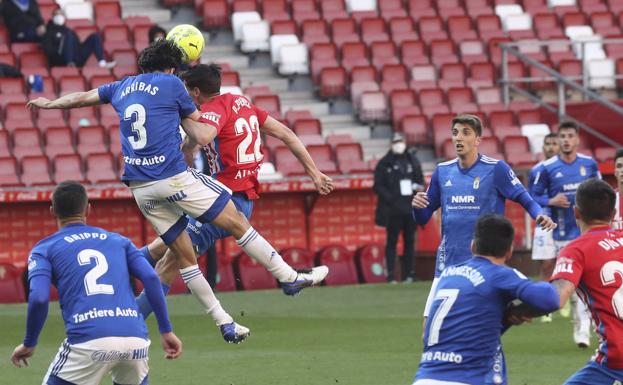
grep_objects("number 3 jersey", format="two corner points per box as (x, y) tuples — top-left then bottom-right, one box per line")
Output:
(98, 73), (198, 182)
(199, 93), (269, 199)
(417, 257), (556, 385)
(551, 226), (623, 369)
(27, 223), (148, 344)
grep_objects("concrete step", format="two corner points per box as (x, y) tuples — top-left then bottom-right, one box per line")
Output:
(202, 54), (249, 69)
(241, 77), (289, 92)
(319, 114), (359, 126)
(237, 67), (275, 78)
(278, 90), (317, 101)
(280, 100), (330, 116)
(204, 44), (239, 56)
(120, 0), (158, 7)
(322, 125), (371, 140)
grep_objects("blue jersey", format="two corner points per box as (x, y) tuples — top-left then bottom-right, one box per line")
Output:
(414, 155), (541, 276)
(416, 257), (557, 385)
(98, 73), (197, 182)
(27, 224), (148, 344)
(528, 161), (550, 215)
(531, 153), (600, 241)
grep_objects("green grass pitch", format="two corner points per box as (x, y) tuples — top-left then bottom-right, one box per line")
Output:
(1, 282), (592, 385)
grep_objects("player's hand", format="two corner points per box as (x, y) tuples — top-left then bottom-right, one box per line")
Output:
(160, 332), (182, 359)
(536, 214), (557, 231)
(412, 192), (429, 209)
(26, 97), (51, 110)
(313, 172), (334, 195)
(548, 193), (571, 208)
(11, 344), (35, 368)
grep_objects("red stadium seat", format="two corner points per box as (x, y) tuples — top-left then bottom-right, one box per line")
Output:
(221, 71), (240, 86)
(0, 52), (16, 67)
(466, 0), (494, 17)
(77, 125), (107, 155)
(86, 152), (117, 183)
(132, 23), (153, 51)
(489, 110), (517, 129)
(326, 133), (355, 147)
(53, 154), (85, 183)
(108, 124), (121, 157)
(90, 74), (116, 89)
(310, 43), (339, 82)
(438, 63), (466, 91)
(294, 118), (322, 135)
(480, 136), (500, 154)
(475, 87), (505, 113)
(69, 107), (97, 128)
(448, 16), (478, 42)
(5, 102), (32, 122)
(528, 61), (556, 91)
(380, 0), (407, 20)
(74, 25), (99, 42)
(94, 1), (121, 22)
(380, 64), (408, 94)
(356, 244), (386, 283)
(418, 16), (448, 43)
(292, 0), (320, 23)
(361, 17), (389, 45)
(0, 157), (21, 186)
(400, 40), (429, 66)
(244, 85), (271, 99)
(112, 49), (139, 72)
(503, 135), (531, 158)
(359, 91), (389, 122)
(59, 75), (87, 94)
(558, 59), (583, 83)
(319, 67), (348, 98)
(21, 155), (52, 186)
(281, 248), (315, 270)
(562, 12), (588, 28)
(235, 252), (278, 290)
(202, 0), (229, 28)
(591, 12), (620, 36)
(437, 0), (466, 18)
(476, 14), (504, 40)
(390, 89), (420, 130)
(389, 17), (418, 45)
(253, 95), (281, 119)
(0, 131), (9, 157)
(36, 109), (65, 132)
(45, 126), (75, 158)
(275, 146), (306, 175)
(408, 0), (437, 18)
(320, 0), (348, 22)
(19, 51), (47, 68)
(430, 39), (459, 66)
(317, 245), (358, 285)
(494, 125), (522, 141)
(467, 62), (495, 89)
(0, 77), (24, 94)
(103, 25), (132, 52)
(262, 0), (289, 22)
(285, 110), (313, 126)
(371, 41), (400, 70)
(341, 42), (370, 72)
(12, 128), (43, 160)
(335, 143), (369, 173)
(401, 114), (430, 145)
(0, 264), (26, 303)
(271, 20), (298, 35)
(331, 18), (360, 48)
(12, 42), (40, 57)
(232, 0), (258, 12)
(447, 87), (478, 113)
(50, 67), (80, 79)
(523, 0), (549, 14)
(301, 19), (330, 46)
(419, 88), (449, 118)
(409, 64), (437, 91)
(432, 113), (454, 155)
(534, 13), (563, 39)
(517, 108), (542, 125)
(307, 144), (339, 174)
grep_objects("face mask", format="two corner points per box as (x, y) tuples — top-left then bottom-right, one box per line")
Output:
(53, 14), (65, 26)
(391, 142), (406, 154)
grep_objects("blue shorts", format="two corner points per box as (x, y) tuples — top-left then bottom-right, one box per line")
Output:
(186, 192), (254, 255)
(564, 360), (623, 385)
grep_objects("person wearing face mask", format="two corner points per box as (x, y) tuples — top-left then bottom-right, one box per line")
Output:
(373, 132), (424, 283)
(41, 8), (116, 68)
(1, 0), (46, 42)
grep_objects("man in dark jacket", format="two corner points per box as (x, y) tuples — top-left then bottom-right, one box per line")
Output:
(374, 133), (424, 283)
(41, 8), (115, 68)
(1, 0), (46, 42)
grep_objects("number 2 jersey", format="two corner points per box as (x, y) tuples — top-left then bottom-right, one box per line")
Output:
(27, 223), (149, 344)
(98, 73), (198, 182)
(416, 257), (559, 384)
(551, 226), (623, 369)
(199, 93), (268, 199)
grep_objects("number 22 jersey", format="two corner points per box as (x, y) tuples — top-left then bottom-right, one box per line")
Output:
(551, 226), (623, 369)
(199, 93), (268, 199)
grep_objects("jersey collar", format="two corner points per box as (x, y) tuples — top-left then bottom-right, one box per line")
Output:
(457, 153), (482, 174)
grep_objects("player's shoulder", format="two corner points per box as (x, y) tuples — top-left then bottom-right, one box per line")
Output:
(30, 232), (61, 256)
(437, 158), (458, 168)
(542, 155), (560, 168)
(480, 154), (501, 165)
(530, 160), (546, 173)
(577, 152), (598, 165)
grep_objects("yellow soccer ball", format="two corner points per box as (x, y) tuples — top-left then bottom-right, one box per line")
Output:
(166, 24), (205, 63)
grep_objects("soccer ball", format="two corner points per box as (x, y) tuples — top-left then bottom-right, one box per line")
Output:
(166, 24), (205, 64)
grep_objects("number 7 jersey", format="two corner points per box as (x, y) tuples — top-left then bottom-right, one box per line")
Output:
(551, 226), (623, 369)
(199, 93), (268, 199)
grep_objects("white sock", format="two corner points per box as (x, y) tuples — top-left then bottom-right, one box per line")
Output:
(236, 227), (297, 282)
(180, 265), (233, 326)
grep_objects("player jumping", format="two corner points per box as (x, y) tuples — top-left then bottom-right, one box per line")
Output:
(10, 181), (182, 385)
(134, 64), (334, 341)
(26, 40), (329, 343)
(413, 214), (559, 385)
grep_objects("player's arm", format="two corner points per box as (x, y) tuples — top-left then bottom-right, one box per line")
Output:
(127, 242), (182, 359)
(528, 169), (550, 207)
(181, 133), (199, 167)
(11, 272), (51, 367)
(180, 116), (218, 147)
(412, 168), (440, 225)
(551, 279), (576, 309)
(261, 116), (333, 195)
(27, 88), (102, 110)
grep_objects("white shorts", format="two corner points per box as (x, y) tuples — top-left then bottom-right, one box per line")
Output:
(413, 380), (470, 385)
(531, 225), (555, 260)
(554, 240), (571, 255)
(130, 168), (232, 244)
(43, 337), (150, 385)
(423, 277), (440, 317)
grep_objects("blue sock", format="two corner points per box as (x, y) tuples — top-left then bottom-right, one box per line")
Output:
(136, 283), (171, 319)
(140, 246), (157, 266)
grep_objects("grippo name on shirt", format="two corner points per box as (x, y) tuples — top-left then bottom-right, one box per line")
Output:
(64, 232), (108, 243)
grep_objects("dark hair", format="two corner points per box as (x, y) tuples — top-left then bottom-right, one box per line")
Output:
(615, 148), (623, 162)
(544, 132), (559, 141)
(178, 64), (222, 95)
(451, 114), (483, 137)
(148, 25), (167, 43)
(576, 178), (616, 223)
(473, 214), (515, 258)
(558, 120), (579, 133)
(52, 181), (88, 219)
(138, 39), (183, 73)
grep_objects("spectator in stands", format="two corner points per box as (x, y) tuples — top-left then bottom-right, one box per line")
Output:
(148, 25), (167, 43)
(374, 133), (424, 283)
(1, 0), (46, 43)
(41, 8), (116, 68)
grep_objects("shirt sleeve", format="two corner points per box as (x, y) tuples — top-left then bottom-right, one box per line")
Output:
(173, 77), (198, 118)
(494, 160), (526, 200)
(531, 165), (550, 201)
(253, 101), (269, 125)
(413, 167), (441, 225)
(528, 167), (550, 207)
(27, 248), (52, 281)
(550, 243), (584, 287)
(199, 100), (228, 135)
(97, 81), (121, 104)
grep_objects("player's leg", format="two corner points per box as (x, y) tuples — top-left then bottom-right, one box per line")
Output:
(385, 217), (401, 283)
(563, 361), (623, 385)
(531, 226), (556, 322)
(109, 337), (150, 385)
(41, 339), (113, 385)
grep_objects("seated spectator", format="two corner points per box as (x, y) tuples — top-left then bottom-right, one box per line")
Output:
(1, 0), (46, 42)
(148, 25), (167, 43)
(42, 8), (116, 68)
